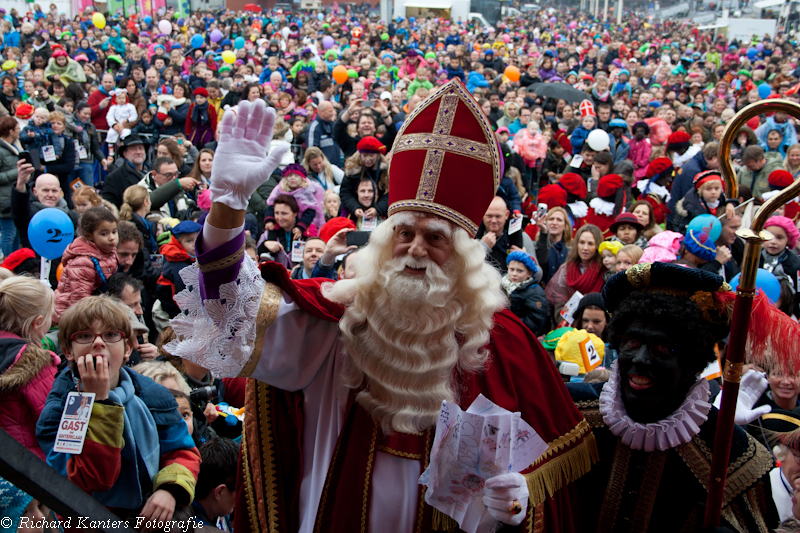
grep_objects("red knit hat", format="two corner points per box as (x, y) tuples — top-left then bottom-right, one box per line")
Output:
(597, 174), (624, 198)
(193, 87), (209, 97)
(319, 217), (357, 243)
(0, 248), (35, 272)
(645, 157), (674, 179)
(388, 79), (503, 237)
(769, 169), (795, 189)
(356, 135), (386, 154)
(558, 172), (587, 199)
(667, 131), (691, 145)
(693, 169), (724, 191)
(538, 184), (567, 209)
(52, 48), (68, 58)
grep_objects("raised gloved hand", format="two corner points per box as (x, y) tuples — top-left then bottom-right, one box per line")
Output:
(482, 472), (528, 526)
(209, 99), (288, 211)
(712, 369), (771, 425)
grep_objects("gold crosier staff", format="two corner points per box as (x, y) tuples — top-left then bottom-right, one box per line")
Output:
(705, 99), (800, 527)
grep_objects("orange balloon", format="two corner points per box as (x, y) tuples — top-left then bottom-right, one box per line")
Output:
(505, 65), (520, 82)
(56, 262), (63, 282)
(332, 65), (348, 84)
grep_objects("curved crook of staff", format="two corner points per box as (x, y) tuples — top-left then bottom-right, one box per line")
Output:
(705, 99), (800, 527)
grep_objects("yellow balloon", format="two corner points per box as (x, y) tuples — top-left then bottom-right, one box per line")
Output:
(92, 12), (106, 29)
(222, 50), (236, 64)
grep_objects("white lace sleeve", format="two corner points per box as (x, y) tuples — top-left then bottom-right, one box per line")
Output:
(166, 256), (266, 378)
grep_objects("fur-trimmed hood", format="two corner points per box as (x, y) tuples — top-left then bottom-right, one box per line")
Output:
(0, 335), (58, 393)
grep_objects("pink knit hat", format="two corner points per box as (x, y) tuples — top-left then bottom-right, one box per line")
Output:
(764, 216), (800, 249)
(639, 231), (684, 264)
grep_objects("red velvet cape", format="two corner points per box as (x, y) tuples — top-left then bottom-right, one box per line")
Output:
(234, 262), (595, 532)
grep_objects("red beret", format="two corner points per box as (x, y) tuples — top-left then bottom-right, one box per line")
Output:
(558, 172), (587, 199)
(193, 87), (209, 97)
(769, 169), (795, 189)
(1, 248), (35, 272)
(597, 174), (624, 198)
(667, 131), (691, 145)
(356, 136), (386, 154)
(538, 184), (567, 209)
(645, 157), (674, 179)
(318, 217), (356, 243)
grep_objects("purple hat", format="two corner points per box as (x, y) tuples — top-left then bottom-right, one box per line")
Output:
(406, 49), (419, 58)
(282, 164), (307, 178)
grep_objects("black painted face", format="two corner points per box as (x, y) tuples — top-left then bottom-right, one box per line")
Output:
(616, 319), (694, 424)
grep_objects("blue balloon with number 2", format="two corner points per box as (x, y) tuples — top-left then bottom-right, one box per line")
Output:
(28, 208), (74, 260)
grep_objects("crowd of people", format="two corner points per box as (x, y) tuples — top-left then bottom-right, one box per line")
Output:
(1, 0), (800, 531)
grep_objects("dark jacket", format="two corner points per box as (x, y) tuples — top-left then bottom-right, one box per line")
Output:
(668, 149), (709, 226)
(673, 188), (736, 234)
(156, 236), (194, 319)
(0, 139), (19, 219)
(306, 115), (341, 167)
(508, 280), (549, 336)
(102, 160), (146, 208)
(340, 156), (390, 217)
(154, 100), (190, 136)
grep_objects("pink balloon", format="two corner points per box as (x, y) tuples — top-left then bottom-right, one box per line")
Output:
(503, 34), (510, 43)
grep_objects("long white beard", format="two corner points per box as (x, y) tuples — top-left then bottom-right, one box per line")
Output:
(340, 254), (464, 434)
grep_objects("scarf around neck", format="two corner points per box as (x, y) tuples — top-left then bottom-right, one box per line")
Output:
(501, 275), (534, 296)
(93, 368), (160, 509)
(566, 260), (605, 294)
(191, 101), (210, 125)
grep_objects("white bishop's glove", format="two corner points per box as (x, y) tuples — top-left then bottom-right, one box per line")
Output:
(482, 472), (528, 526)
(209, 99), (288, 211)
(712, 369), (771, 425)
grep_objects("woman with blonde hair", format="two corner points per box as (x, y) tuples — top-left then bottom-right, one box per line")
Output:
(303, 146), (344, 193)
(0, 276), (59, 460)
(545, 224), (605, 318)
(785, 143), (800, 180)
(535, 206), (573, 284)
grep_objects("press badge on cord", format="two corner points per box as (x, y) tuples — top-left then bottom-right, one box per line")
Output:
(42, 145), (56, 162)
(509, 216), (522, 234)
(53, 391), (95, 454)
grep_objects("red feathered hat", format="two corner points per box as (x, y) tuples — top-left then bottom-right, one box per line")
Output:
(357, 135), (386, 154)
(667, 131), (691, 145)
(388, 79), (503, 237)
(597, 174), (624, 197)
(319, 217), (357, 243)
(645, 157), (674, 179)
(0, 248), (35, 272)
(769, 169), (795, 189)
(538, 184), (568, 209)
(559, 172), (587, 199)
(52, 48), (68, 58)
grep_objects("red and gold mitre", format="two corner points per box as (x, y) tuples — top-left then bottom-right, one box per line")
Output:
(387, 79), (503, 237)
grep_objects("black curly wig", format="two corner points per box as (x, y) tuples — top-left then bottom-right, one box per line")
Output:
(608, 291), (719, 379)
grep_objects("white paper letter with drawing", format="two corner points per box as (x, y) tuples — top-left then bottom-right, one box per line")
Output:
(419, 394), (548, 533)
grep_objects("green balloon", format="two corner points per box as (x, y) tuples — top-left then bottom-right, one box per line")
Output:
(174, 12), (180, 19)
(347, 68), (358, 78)
(322, 23), (330, 29)
(381, 32), (389, 40)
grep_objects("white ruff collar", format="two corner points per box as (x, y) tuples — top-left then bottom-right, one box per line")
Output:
(568, 200), (588, 218)
(599, 361), (711, 452)
(590, 197), (616, 217)
(636, 179), (672, 202)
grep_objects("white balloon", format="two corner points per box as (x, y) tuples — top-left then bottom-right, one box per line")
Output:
(158, 19), (172, 35)
(587, 129), (610, 151)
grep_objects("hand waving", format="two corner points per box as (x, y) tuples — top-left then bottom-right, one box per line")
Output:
(210, 99), (288, 211)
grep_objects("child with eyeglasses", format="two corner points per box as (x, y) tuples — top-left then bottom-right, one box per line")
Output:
(36, 296), (200, 524)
